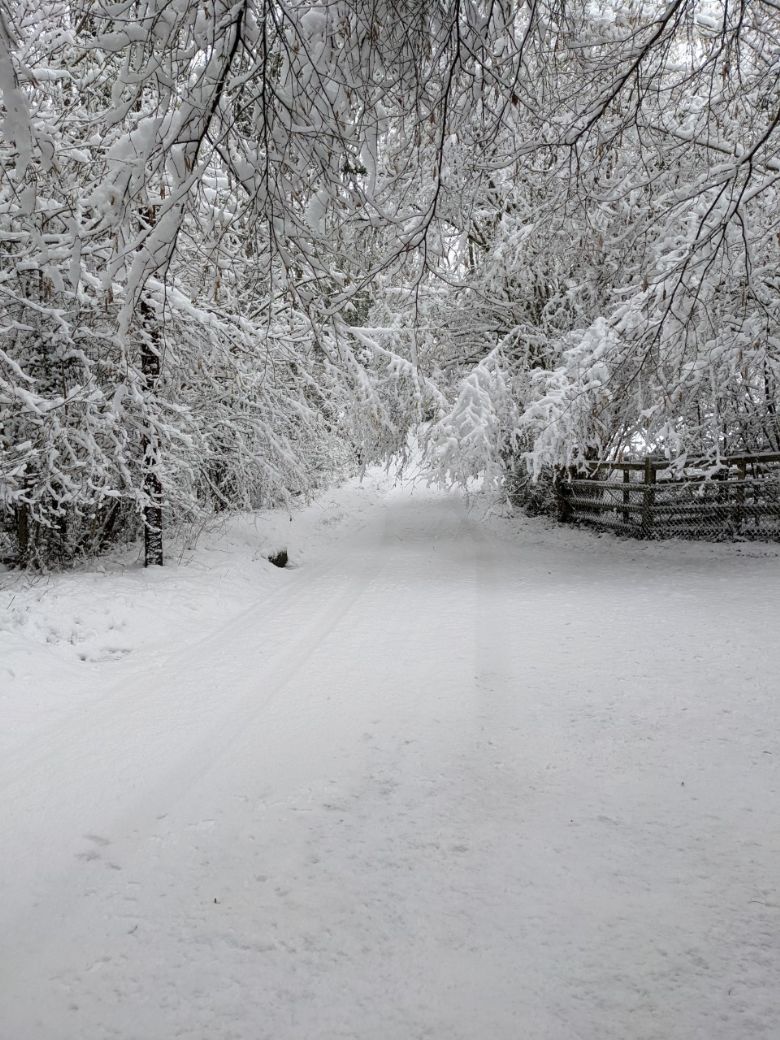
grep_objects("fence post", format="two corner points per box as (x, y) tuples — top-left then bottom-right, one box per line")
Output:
(555, 469), (573, 522)
(736, 460), (746, 534)
(641, 457), (656, 537)
(622, 468), (630, 527)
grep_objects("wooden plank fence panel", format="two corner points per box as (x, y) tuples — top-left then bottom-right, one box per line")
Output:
(558, 456), (780, 541)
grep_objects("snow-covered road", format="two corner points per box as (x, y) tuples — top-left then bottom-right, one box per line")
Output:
(2, 478), (779, 1039)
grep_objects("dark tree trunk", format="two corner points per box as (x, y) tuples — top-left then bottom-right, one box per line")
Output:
(142, 442), (163, 567)
(15, 502), (30, 565)
(140, 293), (163, 567)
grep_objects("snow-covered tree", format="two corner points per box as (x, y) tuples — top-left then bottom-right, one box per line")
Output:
(425, 1), (780, 487)
(0, 0), (460, 566)
(3, 0), (780, 564)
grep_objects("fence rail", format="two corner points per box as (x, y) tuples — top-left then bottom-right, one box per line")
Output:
(557, 454), (780, 540)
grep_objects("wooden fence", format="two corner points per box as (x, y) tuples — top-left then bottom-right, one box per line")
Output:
(557, 453), (780, 540)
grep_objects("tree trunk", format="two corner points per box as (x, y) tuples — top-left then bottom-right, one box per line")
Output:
(140, 294), (163, 567)
(15, 502), (30, 566)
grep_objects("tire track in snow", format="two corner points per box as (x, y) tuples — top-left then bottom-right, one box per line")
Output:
(0, 511), (396, 956)
(0, 510), (387, 798)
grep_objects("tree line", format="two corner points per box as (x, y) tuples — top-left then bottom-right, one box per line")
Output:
(2, 1), (779, 566)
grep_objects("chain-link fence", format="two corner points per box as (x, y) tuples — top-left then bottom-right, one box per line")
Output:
(557, 455), (780, 540)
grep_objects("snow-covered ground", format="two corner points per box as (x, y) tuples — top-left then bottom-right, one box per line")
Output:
(2, 471), (779, 1040)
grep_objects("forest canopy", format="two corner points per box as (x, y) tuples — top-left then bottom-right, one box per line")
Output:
(2, 0), (779, 566)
